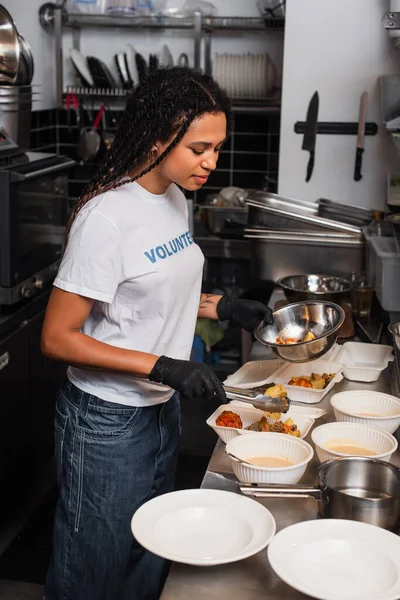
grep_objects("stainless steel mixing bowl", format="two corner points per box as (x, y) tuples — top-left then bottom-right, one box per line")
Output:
(388, 321), (400, 352)
(254, 301), (345, 363)
(277, 274), (352, 303)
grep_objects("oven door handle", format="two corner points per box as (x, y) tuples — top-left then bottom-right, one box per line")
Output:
(11, 159), (76, 182)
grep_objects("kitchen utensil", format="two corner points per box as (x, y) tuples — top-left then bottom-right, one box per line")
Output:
(241, 456), (400, 530)
(311, 421), (397, 463)
(277, 274), (352, 303)
(70, 48), (94, 87)
(131, 488), (276, 566)
(302, 91), (319, 182)
(66, 92), (80, 131)
(227, 432), (314, 485)
(354, 91), (368, 181)
(76, 104), (105, 163)
(0, 4), (20, 85)
(330, 390), (400, 434)
(388, 320), (400, 351)
(254, 301), (345, 363)
(223, 385), (290, 413)
(267, 519), (400, 600)
(225, 451), (254, 466)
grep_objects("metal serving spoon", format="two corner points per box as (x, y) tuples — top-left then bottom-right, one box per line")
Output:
(225, 451), (255, 466)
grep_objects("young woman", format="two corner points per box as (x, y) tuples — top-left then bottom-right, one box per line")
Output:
(42, 67), (273, 600)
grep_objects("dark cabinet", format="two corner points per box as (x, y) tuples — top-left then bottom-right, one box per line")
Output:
(0, 321), (32, 516)
(0, 306), (66, 517)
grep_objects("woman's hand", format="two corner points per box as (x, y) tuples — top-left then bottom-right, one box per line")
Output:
(217, 295), (273, 333)
(149, 356), (226, 402)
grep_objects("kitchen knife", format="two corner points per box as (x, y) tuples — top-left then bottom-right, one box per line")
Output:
(302, 91), (319, 182)
(354, 91), (368, 182)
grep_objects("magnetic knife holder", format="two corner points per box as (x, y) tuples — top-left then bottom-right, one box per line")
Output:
(294, 122), (378, 135)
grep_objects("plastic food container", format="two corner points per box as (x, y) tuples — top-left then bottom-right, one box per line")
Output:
(311, 422), (398, 463)
(336, 342), (394, 382)
(268, 360), (344, 404)
(330, 390), (400, 434)
(226, 432), (314, 484)
(223, 359), (284, 389)
(206, 404), (314, 443)
(367, 236), (400, 311)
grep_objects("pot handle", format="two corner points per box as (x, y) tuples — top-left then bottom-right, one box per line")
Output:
(239, 483), (322, 500)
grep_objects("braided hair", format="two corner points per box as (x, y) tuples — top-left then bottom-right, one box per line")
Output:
(65, 66), (232, 243)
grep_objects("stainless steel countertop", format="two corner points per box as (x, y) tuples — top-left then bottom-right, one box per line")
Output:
(161, 353), (400, 600)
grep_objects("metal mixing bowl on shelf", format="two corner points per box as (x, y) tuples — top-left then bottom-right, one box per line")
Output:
(277, 274), (352, 303)
(254, 301), (345, 363)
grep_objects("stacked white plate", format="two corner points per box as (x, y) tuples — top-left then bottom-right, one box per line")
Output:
(213, 53), (277, 99)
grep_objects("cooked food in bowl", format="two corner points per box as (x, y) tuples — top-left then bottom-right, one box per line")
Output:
(276, 331), (316, 345)
(288, 372), (335, 389)
(254, 301), (345, 363)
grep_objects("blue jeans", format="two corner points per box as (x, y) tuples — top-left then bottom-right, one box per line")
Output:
(44, 379), (181, 600)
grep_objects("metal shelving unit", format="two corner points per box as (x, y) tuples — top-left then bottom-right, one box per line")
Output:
(39, 3), (284, 109)
(382, 12), (400, 29)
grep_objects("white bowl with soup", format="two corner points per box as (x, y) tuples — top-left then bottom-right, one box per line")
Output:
(311, 422), (398, 463)
(330, 390), (400, 434)
(225, 432), (314, 484)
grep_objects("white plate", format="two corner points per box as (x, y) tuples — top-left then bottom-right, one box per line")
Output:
(268, 519), (400, 600)
(69, 48), (94, 87)
(125, 43), (138, 85)
(131, 489), (276, 566)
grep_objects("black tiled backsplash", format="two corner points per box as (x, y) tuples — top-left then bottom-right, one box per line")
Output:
(29, 108), (280, 204)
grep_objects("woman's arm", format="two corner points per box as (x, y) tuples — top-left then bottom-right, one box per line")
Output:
(41, 287), (158, 377)
(198, 293), (222, 320)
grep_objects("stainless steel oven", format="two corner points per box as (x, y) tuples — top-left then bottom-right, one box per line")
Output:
(0, 151), (75, 304)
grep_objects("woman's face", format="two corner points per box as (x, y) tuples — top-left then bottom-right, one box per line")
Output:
(154, 112), (227, 191)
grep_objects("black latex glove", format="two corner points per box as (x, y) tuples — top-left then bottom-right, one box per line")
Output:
(149, 356), (226, 403)
(217, 295), (274, 333)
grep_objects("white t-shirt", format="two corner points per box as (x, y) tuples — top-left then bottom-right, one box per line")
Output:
(54, 181), (205, 407)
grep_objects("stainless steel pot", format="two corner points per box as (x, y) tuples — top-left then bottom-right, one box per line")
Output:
(240, 457), (400, 530)
(0, 5), (20, 85)
(278, 274), (353, 303)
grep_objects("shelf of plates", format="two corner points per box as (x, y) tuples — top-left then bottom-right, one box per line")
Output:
(39, 3), (284, 108)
